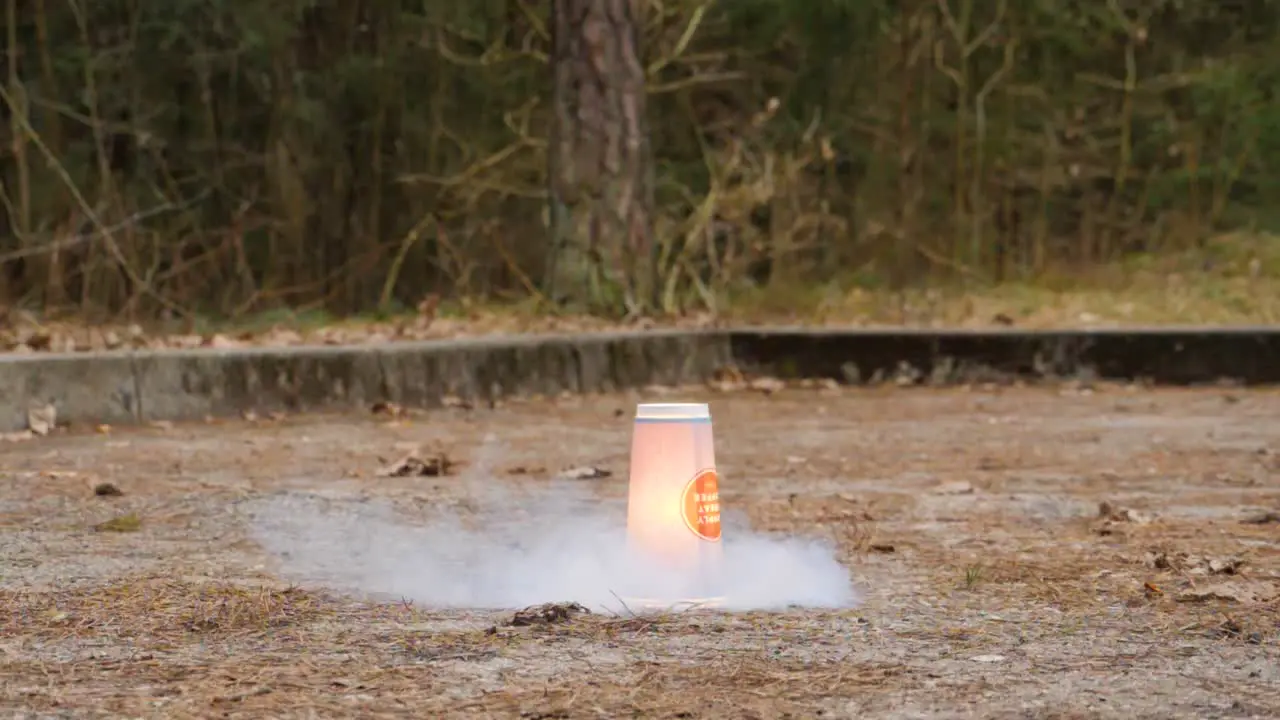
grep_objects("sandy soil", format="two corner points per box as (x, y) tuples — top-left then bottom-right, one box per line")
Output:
(2, 384), (1279, 719)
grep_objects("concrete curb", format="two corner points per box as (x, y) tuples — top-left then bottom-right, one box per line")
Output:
(729, 327), (1280, 386)
(2, 327), (1278, 430)
(1, 331), (733, 432)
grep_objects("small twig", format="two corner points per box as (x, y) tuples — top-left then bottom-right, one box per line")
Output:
(608, 590), (638, 618)
(493, 231), (546, 303)
(378, 213), (437, 311)
(396, 137), (536, 187)
(648, 72), (747, 95)
(513, 0), (549, 42)
(0, 191), (210, 265)
(914, 240), (979, 277)
(646, 2), (712, 77)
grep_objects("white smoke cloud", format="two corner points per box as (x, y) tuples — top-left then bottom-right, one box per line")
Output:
(246, 435), (858, 612)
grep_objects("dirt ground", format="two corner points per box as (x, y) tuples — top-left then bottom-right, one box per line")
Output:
(2, 383), (1279, 719)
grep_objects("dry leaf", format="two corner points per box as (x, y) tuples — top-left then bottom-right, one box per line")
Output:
(442, 395), (474, 410)
(977, 457), (1004, 471)
(417, 294), (440, 323)
(1215, 618), (1245, 639)
(1205, 557), (1244, 575)
(748, 376), (786, 394)
(557, 466), (612, 480)
(1099, 501), (1153, 524)
(371, 401), (406, 418)
(27, 403), (56, 436)
(506, 466), (546, 476)
(1142, 552), (1240, 575)
(204, 334), (242, 349)
(43, 610), (70, 624)
(893, 362), (923, 386)
(1179, 555), (1242, 576)
(1177, 581), (1278, 605)
(509, 602), (590, 627)
(262, 327), (303, 346)
(1241, 510), (1280, 525)
(376, 447), (456, 478)
(93, 482), (123, 497)
(25, 331), (53, 351)
(708, 366), (746, 392)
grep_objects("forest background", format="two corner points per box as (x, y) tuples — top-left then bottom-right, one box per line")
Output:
(2, 0), (1278, 341)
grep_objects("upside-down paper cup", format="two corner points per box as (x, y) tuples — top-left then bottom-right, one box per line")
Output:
(624, 402), (724, 608)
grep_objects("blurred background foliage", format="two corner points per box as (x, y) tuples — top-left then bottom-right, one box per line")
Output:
(1, 0), (1277, 320)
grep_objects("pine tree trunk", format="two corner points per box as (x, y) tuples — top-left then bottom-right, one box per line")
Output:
(546, 0), (655, 316)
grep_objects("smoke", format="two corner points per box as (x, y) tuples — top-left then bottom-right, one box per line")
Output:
(246, 436), (858, 612)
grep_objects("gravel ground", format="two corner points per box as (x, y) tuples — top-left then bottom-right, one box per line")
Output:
(2, 383), (1279, 719)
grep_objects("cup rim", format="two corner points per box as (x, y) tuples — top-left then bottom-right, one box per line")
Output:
(635, 403), (710, 420)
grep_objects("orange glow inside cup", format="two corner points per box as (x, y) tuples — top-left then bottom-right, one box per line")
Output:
(625, 403), (724, 604)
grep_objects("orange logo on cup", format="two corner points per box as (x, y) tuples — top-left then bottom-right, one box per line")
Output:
(681, 469), (721, 541)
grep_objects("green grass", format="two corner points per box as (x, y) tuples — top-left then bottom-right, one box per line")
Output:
(720, 231), (1280, 327)
(94, 513), (142, 533)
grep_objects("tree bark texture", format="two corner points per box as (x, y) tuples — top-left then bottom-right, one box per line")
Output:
(547, 0), (654, 315)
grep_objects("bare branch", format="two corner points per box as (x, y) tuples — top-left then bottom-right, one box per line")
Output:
(0, 82), (193, 318)
(0, 191), (210, 265)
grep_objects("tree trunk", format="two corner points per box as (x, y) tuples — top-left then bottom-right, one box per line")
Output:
(546, 0), (655, 316)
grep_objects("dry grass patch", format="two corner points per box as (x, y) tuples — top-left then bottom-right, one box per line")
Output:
(468, 657), (912, 717)
(1, 652), (451, 717)
(920, 547), (1142, 610)
(1, 576), (329, 641)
